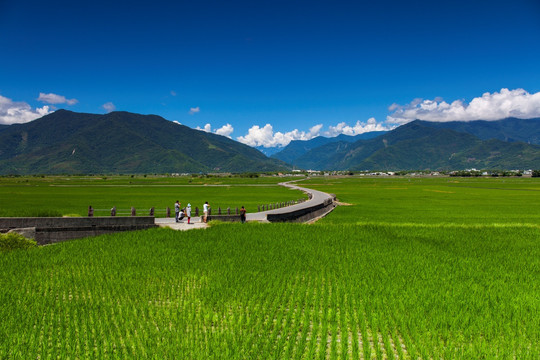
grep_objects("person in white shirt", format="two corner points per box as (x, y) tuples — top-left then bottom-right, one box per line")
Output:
(203, 201), (209, 223)
(186, 203), (192, 224)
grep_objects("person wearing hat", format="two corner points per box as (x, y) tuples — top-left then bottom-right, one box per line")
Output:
(203, 201), (209, 223)
(186, 203), (192, 224)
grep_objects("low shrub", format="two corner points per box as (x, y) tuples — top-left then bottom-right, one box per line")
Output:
(0, 233), (37, 252)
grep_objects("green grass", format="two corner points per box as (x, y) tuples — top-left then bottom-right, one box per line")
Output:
(0, 175), (306, 217)
(1, 175), (540, 358)
(302, 176), (540, 225)
(1, 224), (539, 359)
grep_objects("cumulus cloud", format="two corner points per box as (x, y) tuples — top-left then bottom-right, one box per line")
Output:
(215, 123), (234, 138)
(172, 120), (182, 125)
(189, 106), (200, 115)
(196, 123), (234, 138)
(0, 94), (52, 125)
(307, 124), (323, 138)
(37, 92), (78, 105)
(387, 88), (540, 124)
(196, 123), (212, 132)
(236, 124), (312, 148)
(102, 102), (116, 113)
(323, 118), (391, 137)
(237, 119), (393, 148)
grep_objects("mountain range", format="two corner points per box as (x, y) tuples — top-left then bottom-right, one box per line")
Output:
(272, 119), (540, 171)
(0, 110), (287, 174)
(271, 132), (387, 165)
(2, 111), (540, 174)
(416, 117), (540, 145)
(255, 131), (387, 157)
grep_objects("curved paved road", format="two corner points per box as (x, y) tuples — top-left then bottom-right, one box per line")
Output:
(247, 179), (335, 222)
(156, 179), (335, 229)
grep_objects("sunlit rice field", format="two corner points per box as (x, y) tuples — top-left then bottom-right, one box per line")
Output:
(303, 176), (540, 225)
(0, 175), (306, 217)
(1, 176), (540, 358)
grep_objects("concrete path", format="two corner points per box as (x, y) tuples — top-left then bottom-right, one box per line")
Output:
(247, 180), (334, 222)
(155, 179), (335, 230)
(155, 217), (208, 230)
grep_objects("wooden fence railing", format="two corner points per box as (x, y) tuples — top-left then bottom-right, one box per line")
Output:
(86, 198), (307, 217)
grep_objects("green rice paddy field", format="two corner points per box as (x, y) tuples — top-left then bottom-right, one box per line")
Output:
(0, 175), (305, 217)
(1, 176), (540, 359)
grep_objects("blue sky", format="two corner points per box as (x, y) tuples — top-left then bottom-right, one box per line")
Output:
(1, 0), (540, 147)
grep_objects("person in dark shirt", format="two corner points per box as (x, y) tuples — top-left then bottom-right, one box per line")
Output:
(240, 206), (247, 223)
(174, 200), (181, 222)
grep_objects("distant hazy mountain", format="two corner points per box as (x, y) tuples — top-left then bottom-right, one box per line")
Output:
(416, 117), (540, 144)
(292, 120), (540, 170)
(0, 124), (9, 132)
(255, 146), (284, 157)
(271, 131), (387, 165)
(0, 110), (288, 175)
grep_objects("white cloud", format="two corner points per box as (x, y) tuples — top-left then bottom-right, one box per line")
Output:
(0, 94), (52, 125)
(237, 124), (308, 148)
(189, 106), (200, 115)
(170, 90), (177, 96)
(215, 123), (234, 138)
(195, 123), (234, 138)
(236, 123), (323, 148)
(102, 102), (116, 113)
(309, 124), (324, 136)
(323, 118), (390, 137)
(37, 92), (78, 105)
(236, 119), (393, 148)
(387, 88), (540, 124)
(172, 120), (182, 125)
(196, 123), (212, 132)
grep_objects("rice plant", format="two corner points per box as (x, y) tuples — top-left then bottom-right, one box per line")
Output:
(2, 176), (540, 358)
(1, 222), (539, 358)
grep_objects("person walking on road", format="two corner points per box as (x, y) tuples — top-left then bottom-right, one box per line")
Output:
(203, 201), (209, 223)
(174, 200), (181, 223)
(240, 206), (247, 223)
(186, 203), (192, 224)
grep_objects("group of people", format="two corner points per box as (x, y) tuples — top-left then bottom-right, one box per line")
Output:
(174, 200), (192, 224)
(174, 201), (247, 223)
